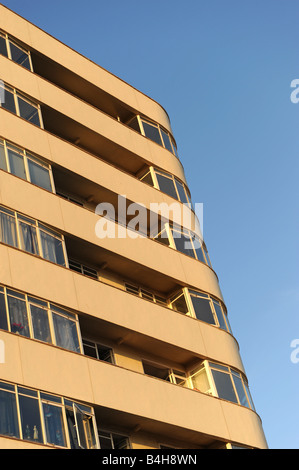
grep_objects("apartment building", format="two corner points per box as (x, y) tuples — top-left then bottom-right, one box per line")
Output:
(0, 4), (267, 449)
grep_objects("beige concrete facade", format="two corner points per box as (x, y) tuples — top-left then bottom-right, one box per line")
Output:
(0, 4), (267, 450)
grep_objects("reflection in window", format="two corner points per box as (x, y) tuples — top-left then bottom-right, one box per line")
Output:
(39, 225), (66, 266)
(52, 308), (80, 353)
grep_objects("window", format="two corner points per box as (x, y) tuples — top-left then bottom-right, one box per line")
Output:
(0, 205), (67, 267)
(0, 139), (54, 192)
(190, 361), (255, 410)
(0, 285), (82, 354)
(0, 31), (33, 71)
(187, 289), (232, 333)
(127, 115), (178, 157)
(125, 283), (168, 306)
(0, 81), (42, 127)
(82, 339), (114, 363)
(142, 361), (188, 387)
(98, 430), (130, 449)
(69, 259), (98, 279)
(153, 223), (212, 266)
(0, 381), (98, 448)
(153, 169), (191, 205)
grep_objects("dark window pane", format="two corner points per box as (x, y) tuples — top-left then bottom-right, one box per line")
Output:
(161, 129), (173, 153)
(213, 301), (227, 330)
(0, 141), (7, 171)
(7, 147), (26, 180)
(40, 230), (65, 266)
(171, 294), (188, 314)
(97, 345), (113, 363)
(7, 295), (30, 337)
(52, 313), (80, 353)
(0, 210), (18, 247)
(19, 222), (39, 255)
(211, 370), (238, 403)
(83, 343), (98, 359)
(9, 42), (31, 70)
(30, 304), (52, 343)
(0, 84), (16, 113)
(175, 180), (188, 204)
(173, 231), (196, 258)
(99, 433), (113, 449)
(156, 173), (178, 200)
(192, 237), (206, 263)
(65, 408), (80, 449)
(127, 116), (141, 134)
(232, 375), (249, 408)
(17, 96), (40, 126)
(0, 36), (8, 58)
(19, 394), (43, 443)
(191, 296), (215, 324)
(142, 121), (162, 146)
(140, 171), (154, 186)
(0, 292), (8, 331)
(43, 403), (66, 447)
(27, 158), (52, 191)
(0, 389), (19, 438)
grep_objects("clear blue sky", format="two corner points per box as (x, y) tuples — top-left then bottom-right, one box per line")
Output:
(1, 0), (298, 449)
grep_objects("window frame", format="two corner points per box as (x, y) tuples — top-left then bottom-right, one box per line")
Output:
(0, 138), (55, 192)
(0, 81), (43, 128)
(0, 285), (83, 354)
(0, 381), (99, 448)
(0, 30), (33, 72)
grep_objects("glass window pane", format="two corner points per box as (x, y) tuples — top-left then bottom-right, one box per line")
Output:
(191, 296), (215, 324)
(211, 370), (238, 403)
(192, 237), (206, 263)
(243, 382), (255, 410)
(17, 96), (41, 126)
(0, 141), (7, 171)
(171, 293), (188, 314)
(27, 158), (52, 192)
(0, 389), (19, 438)
(42, 403), (66, 447)
(52, 312), (80, 353)
(127, 116), (141, 134)
(156, 173), (178, 199)
(30, 304), (52, 343)
(0, 84), (16, 113)
(0, 292), (8, 331)
(19, 394), (43, 443)
(19, 221), (39, 255)
(140, 171), (154, 186)
(40, 229), (66, 266)
(213, 301), (227, 330)
(160, 129), (173, 153)
(0, 35), (8, 58)
(0, 209), (18, 247)
(191, 368), (210, 393)
(7, 147), (26, 180)
(9, 41), (31, 70)
(175, 180), (189, 204)
(142, 120), (162, 146)
(232, 375), (249, 408)
(65, 408), (80, 449)
(7, 294), (30, 337)
(172, 231), (196, 258)
(99, 433), (113, 449)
